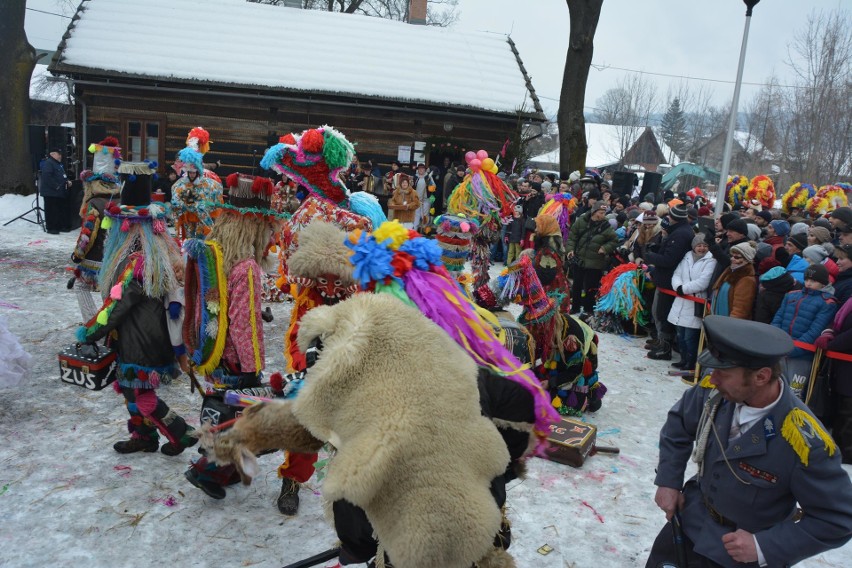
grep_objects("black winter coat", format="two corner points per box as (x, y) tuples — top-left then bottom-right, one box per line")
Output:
(522, 192), (546, 221)
(506, 217), (524, 244)
(828, 303), (852, 397)
(86, 279), (174, 371)
(38, 157), (68, 197)
(643, 220), (695, 289)
(753, 272), (799, 324)
(834, 269), (852, 305)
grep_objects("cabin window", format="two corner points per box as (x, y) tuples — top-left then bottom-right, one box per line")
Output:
(124, 119), (163, 164)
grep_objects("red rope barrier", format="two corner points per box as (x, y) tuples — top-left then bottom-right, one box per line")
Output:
(657, 287), (710, 306)
(792, 340), (852, 363)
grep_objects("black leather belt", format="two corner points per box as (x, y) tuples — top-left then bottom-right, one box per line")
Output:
(704, 498), (737, 529)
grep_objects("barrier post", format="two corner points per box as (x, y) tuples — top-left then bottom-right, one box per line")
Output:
(804, 348), (824, 405)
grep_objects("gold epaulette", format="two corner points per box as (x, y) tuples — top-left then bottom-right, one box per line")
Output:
(698, 374), (716, 389)
(781, 408), (836, 466)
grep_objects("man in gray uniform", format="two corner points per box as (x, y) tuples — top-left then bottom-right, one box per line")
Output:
(646, 315), (852, 567)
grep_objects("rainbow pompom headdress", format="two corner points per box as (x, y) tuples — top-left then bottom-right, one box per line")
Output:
(261, 125), (355, 207)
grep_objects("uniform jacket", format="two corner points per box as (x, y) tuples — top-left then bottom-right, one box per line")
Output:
(712, 263), (757, 319)
(565, 211), (619, 270)
(655, 382), (852, 567)
(643, 220), (696, 289)
(771, 288), (838, 358)
(387, 187), (419, 224)
(753, 271), (799, 325)
(667, 251), (717, 329)
(38, 156), (68, 197)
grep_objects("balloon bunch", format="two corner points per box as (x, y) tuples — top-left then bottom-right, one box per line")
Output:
(464, 149), (499, 175)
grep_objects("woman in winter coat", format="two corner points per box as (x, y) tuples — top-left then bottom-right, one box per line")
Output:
(387, 175), (420, 228)
(753, 266), (800, 324)
(710, 242), (757, 319)
(667, 234), (717, 371)
(814, 296), (852, 464)
(565, 202), (619, 314)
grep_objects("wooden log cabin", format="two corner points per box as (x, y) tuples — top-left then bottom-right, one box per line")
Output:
(49, 0), (544, 178)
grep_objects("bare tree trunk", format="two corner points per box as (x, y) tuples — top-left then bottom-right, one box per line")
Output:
(0, 0), (36, 195)
(558, 0), (603, 174)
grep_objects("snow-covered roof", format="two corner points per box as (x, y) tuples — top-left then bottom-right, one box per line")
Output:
(51, 0), (541, 116)
(530, 123), (680, 169)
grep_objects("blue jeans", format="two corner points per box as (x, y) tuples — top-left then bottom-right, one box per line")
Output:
(490, 224), (508, 262)
(675, 326), (700, 368)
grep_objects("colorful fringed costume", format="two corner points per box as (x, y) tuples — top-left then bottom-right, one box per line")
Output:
(71, 137), (123, 320)
(184, 172), (290, 496)
(532, 215), (570, 313)
(807, 185), (849, 217)
(591, 262), (649, 335)
(494, 256), (606, 415)
(76, 162), (195, 456)
(171, 127), (223, 241)
(537, 192), (578, 243)
(444, 151), (519, 289)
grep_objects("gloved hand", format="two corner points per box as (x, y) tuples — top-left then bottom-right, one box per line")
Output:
(814, 331), (834, 351)
(677, 285), (685, 296)
(168, 302), (182, 320)
(261, 307), (274, 323)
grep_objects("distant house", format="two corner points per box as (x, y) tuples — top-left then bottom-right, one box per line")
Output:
(688, 130), (776, 177)
(529, 124), (679, 173)
(48, 0), (544, 177)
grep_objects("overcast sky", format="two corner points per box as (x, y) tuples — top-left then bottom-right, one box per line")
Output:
(26, 0), (849, 118)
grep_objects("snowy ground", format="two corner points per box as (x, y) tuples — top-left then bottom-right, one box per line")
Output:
(0, 193), (849, 568)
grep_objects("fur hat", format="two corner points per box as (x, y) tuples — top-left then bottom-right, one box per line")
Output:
(730, 242), (756, 263)
(286, 221), (355, 284)
(830, 206), (852, 227)
(656, 204), (669, 217)
(770, 219), (790, 237)
(788, 232), (808, 252)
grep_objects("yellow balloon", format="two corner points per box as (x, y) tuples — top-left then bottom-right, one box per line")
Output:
(490, 164), (499, 174)
(482, 158), (495, 171)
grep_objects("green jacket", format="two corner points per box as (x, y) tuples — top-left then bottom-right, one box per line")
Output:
(566, 212), (619, 270)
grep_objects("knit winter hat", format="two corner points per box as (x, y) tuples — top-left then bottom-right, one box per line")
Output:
(802, 245), (829, 264)
(638, 202), (654, 211)
(720, 212), (739, 229)
(813, 217), (833, 231)
(830, 207), (852, 227)
(642, 210), (659, 224)
(756, 210), (773, 224)
(809, 226), (831, 244)
(759, 265), (787, 282)
(656, 204), (670, 217)
(747, 223), (762, 241)
(788, 232), (808, 252)
(730, 242), (756, 263)
(669, 204), (689, 220)
(726, 218), (749, 237)
(692, 233), (708, 249)
(804, 263), (830, 286)
(770, 219), (790, 237)
(791, 222), (809, 236)
(698, 206), (712, 217)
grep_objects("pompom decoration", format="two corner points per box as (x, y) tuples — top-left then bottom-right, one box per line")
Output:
(782, 182), (816, 214)
(745, 175), (775, 209)
(725, 175), (749, 209)
(300, 129), (325, 154)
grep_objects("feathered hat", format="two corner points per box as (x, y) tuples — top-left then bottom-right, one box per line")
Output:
(781, 182), (816, 213)
(746, 175), (775, 209)
(726, 175), (749, 209)
(260, 125), (355, 206)
(217, 173), (288, 220)
(80, 136), (122, 184)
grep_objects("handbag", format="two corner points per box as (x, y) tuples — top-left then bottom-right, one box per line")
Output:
(58, 342), (117, 390)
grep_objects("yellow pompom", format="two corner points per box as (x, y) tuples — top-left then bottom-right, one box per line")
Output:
(101, 216), (113, 230)
(552, 396), (562, 408)
(429, 208), (435, 215)
(96, 309), (109, 325)
(373, 220), (409, 250)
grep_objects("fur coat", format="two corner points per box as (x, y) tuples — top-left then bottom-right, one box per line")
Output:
(207, 293), (512, 568)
